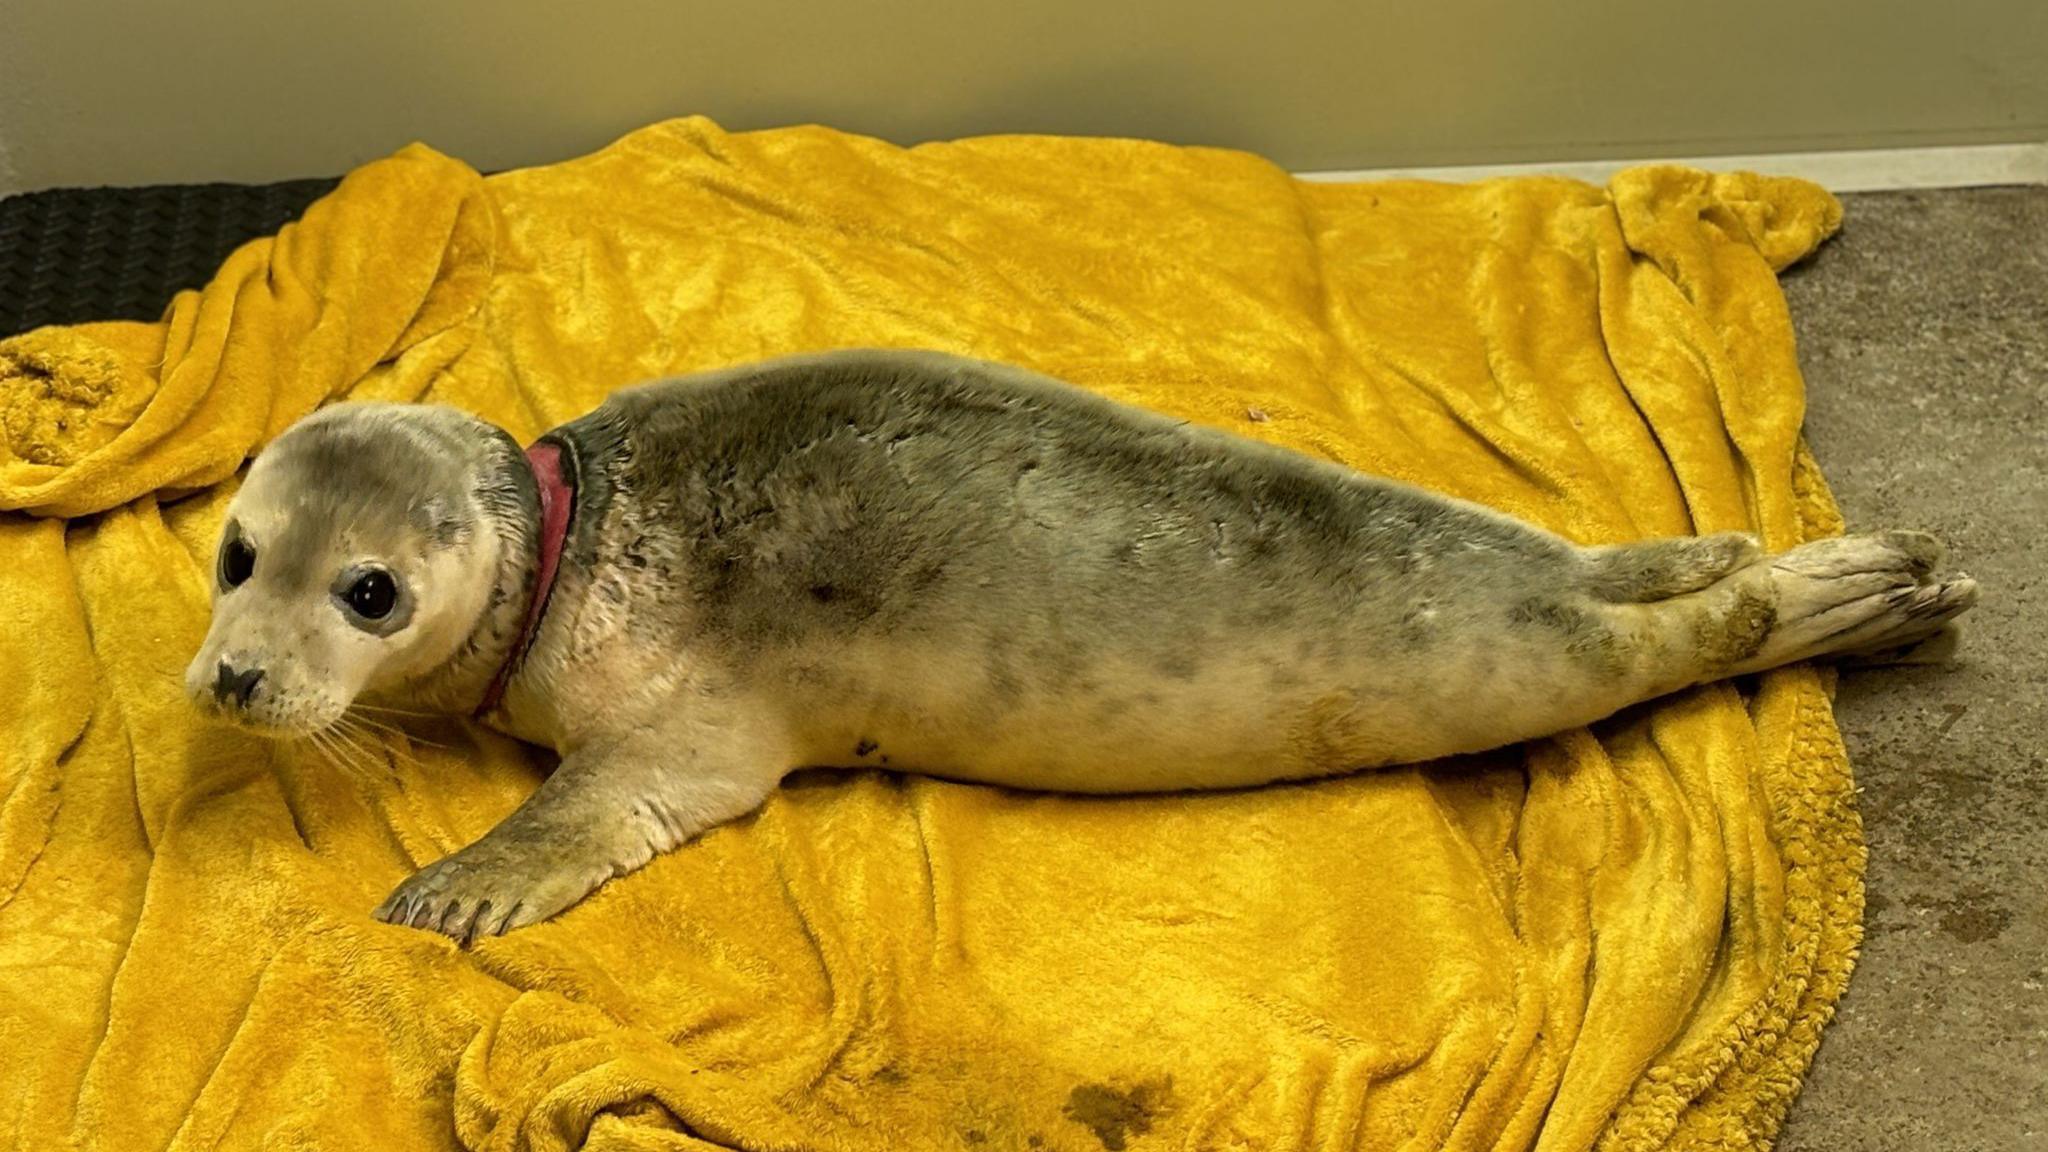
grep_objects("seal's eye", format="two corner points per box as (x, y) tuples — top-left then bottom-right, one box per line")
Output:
(345, 571), (398, 620)
(220, 538), (255, 588)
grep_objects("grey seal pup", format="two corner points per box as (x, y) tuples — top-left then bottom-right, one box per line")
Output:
(184, 349), (1977, 942)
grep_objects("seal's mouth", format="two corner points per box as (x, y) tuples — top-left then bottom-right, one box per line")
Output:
(189, 697), (306, 740)
(184, 675), (351, 743)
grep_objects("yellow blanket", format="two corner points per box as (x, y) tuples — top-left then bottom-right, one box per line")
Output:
(0, 118), (1858, 1152)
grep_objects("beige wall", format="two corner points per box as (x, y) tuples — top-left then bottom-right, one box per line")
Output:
(2, 0), (2044, 194)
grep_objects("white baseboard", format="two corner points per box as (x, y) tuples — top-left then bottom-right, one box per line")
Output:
(1295, 141), (2048, 192)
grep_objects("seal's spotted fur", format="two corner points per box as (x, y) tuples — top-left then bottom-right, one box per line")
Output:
(184, 350), (1976, 942)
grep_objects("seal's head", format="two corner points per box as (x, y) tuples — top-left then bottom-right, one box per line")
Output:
(184, 403), (535, 735)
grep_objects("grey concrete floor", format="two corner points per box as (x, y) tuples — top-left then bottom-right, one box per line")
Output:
(1777, 186), (2047, 1151)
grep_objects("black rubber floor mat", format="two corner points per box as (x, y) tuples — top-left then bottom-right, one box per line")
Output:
(0, 178), (339, 338)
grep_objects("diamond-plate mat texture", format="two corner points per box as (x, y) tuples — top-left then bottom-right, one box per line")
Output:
(0, 179), (339, 337)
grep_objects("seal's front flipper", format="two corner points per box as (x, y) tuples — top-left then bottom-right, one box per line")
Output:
(372, 723), (785, 943)
(373, 831), (608, 944)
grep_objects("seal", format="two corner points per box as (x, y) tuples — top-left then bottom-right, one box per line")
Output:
(184, 349), (1978, 942)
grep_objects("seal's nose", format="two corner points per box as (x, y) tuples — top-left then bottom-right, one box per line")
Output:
(213, 661), (265, 708)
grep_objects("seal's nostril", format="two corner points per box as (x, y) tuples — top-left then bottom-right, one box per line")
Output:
(213, 661), (265, 708)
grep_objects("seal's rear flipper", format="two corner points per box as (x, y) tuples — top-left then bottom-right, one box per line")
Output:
(1839, 621), (1964, 668)
(1729, 531), (1977, 674)
(1583, 532), (1764, 603)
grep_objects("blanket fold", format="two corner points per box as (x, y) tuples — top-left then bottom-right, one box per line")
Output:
(0, 116), (1856, 1152)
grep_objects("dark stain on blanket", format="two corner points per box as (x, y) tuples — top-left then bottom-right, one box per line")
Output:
(1064, 1077), (1173, 1150)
